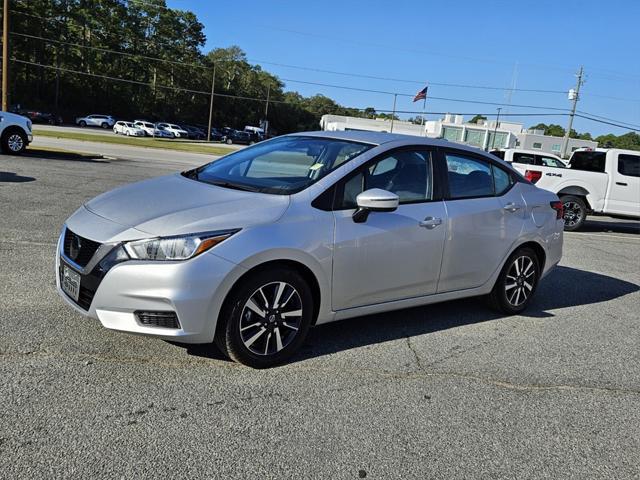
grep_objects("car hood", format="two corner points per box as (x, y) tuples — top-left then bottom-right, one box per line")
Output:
(83, 173), (290, 237)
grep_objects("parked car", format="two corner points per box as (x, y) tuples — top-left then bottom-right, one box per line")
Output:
(75, 114), (115, 129)
(514, 148), (640, 231)
(113, 121), (146, 136)
(56, 132), (563, 368)
(182, 125), (206, 140)
(0, 110), (33, 154)
(224, 129), (258, 145)
(209, 127), (226, 142)
(156, 122), (189, 138)
(152, 123), (178, 138)
(132, 120), (171, 138)
(491, 149), (567, 169)
(11, 106), (62, 125)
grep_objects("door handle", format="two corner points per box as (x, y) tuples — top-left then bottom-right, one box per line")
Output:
(503, 202), (522, 213)
(419, 217), (442, 229)
(616, 182), (628, 186)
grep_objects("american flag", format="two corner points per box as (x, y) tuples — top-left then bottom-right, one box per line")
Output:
(413, 86), (428, 102)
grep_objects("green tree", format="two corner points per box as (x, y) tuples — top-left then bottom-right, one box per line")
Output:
(469, 114), (487, 124)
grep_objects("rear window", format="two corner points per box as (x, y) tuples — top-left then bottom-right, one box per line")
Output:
(618, 154), (640, 177)
(569, 151), (606, 172)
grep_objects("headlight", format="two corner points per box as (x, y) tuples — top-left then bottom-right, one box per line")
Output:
(124, 230), (238, 261)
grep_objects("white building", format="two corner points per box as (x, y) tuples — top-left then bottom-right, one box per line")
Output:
(515, 129), (598, 157)
(320, 114), (519, 149)
(320, 114), (599, 156)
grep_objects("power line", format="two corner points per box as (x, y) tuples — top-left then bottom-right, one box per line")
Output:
(576, 110), (640, 130)
(574, 114), (640, 132)
(248, 58), (566, 94)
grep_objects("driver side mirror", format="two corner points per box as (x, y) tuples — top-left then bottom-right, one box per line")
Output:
(353, 188), (399, 223)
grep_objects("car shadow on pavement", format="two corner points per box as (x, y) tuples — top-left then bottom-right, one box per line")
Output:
(23, 148), (109, 163)
(180, 266), (639, 364)
(0, 171), (36, 183)
(295, 266), (639, 362)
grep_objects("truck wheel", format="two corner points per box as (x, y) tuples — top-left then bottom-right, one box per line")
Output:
(1, 128), (28, 154)
(561, 195), (587, 231)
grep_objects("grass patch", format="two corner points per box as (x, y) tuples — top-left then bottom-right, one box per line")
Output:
(33, 127), (235, 156)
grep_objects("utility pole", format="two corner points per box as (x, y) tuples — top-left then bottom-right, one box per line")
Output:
(390, 93), (397, 133)
(561, 66), (584, 159)
(490, 107), (502, 150)
(2, 0), (9, 111)
(263, 83), (270, 137)
(206, 64), (216, 142)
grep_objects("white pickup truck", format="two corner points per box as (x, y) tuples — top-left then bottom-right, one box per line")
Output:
(496, 148), (640, 231)
(0, 111), (33, 154)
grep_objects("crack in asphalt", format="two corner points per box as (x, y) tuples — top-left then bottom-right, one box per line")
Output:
(2, 347), (639, 397)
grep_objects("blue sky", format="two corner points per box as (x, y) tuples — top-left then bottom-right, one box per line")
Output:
(168, 0), (639, 136)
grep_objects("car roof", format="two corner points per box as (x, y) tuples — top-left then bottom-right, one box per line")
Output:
(285, 130), (489, 153)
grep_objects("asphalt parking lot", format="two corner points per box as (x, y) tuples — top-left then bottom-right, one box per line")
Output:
(1, 150), (639, 479)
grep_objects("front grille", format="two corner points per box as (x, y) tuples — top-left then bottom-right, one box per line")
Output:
(63, 229), (101, 268)
(135, 311), (181, 329)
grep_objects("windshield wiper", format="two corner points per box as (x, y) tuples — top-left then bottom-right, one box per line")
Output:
(207, 180), (262, 192)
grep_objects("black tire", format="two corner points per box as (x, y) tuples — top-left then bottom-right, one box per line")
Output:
(215, 268), (314, 368)
(78, 120), (86, 127)
(101, 122), (109, 129)
(561, 195), (587, 231)
(1, 128), (28, 155)
(487, 246), (540, 314)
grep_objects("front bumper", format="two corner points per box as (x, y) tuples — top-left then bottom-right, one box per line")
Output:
(55, 229), (240, 343)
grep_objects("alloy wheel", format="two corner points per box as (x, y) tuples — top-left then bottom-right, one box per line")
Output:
(239, 281), (303, 356)
(563, 201), (583, 228)
(7, 134), (24, 152)
(504, 255), (536, 307)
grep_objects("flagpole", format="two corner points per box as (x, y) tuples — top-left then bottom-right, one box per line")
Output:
(390, 93), (397, 133)
(421, 84), (427, 136)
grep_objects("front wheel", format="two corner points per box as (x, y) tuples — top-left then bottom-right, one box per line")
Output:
(487, 247), (540, 314)
(78, 120), (86, 127)
(1, 129), (28, 154)
(225, 138), (233, 145)
(215, 268), (314, 368)
(561, 195), (587, 231)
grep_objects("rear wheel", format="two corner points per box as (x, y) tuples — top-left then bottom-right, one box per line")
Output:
(487, 247), (540, 314)
(561, 195), (587, 231)
(215, 268), (314, 368)
(226, 138), (233, 145)
(101, 122), (109, 129)
(1, 128), (28, 154)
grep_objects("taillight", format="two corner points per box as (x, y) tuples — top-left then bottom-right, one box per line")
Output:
(550, 201), (564, 220)
(525, 170), (543, 184)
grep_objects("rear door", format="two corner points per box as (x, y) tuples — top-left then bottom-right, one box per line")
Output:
(438, 149), (525, 293)
(608, 152), (640, 217)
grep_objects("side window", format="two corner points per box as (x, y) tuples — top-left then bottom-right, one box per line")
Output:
(446, 153), (493, 199)
(537, 155), (564, 167)
(513, 152), (535, 165)
(618, 154), (640, 177)
(492, 165), (514, 195)
(337, 150), (433, 209)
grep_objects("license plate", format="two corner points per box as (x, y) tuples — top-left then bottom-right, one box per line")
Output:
(61, 263), (81, 302)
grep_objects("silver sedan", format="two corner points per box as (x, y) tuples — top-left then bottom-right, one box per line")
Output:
(56, 131), (563, 368)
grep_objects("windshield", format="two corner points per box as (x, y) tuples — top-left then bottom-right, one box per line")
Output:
(183, 136), (373, 194)
(170, 124), (182, 129)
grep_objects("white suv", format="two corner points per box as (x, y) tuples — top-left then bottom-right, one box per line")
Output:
(0, 111), (33, 154)
(113, 121), (145, 136)
(75, 114), (116, 129)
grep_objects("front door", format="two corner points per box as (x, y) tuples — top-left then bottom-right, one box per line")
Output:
(331, 148), (447, 310)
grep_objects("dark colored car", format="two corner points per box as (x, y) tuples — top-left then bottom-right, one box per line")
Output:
(11, 106), (63, 125)
(209, 128), (226, 142)
(224, 129), (261, 145)
(182, 125), (206, 140)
